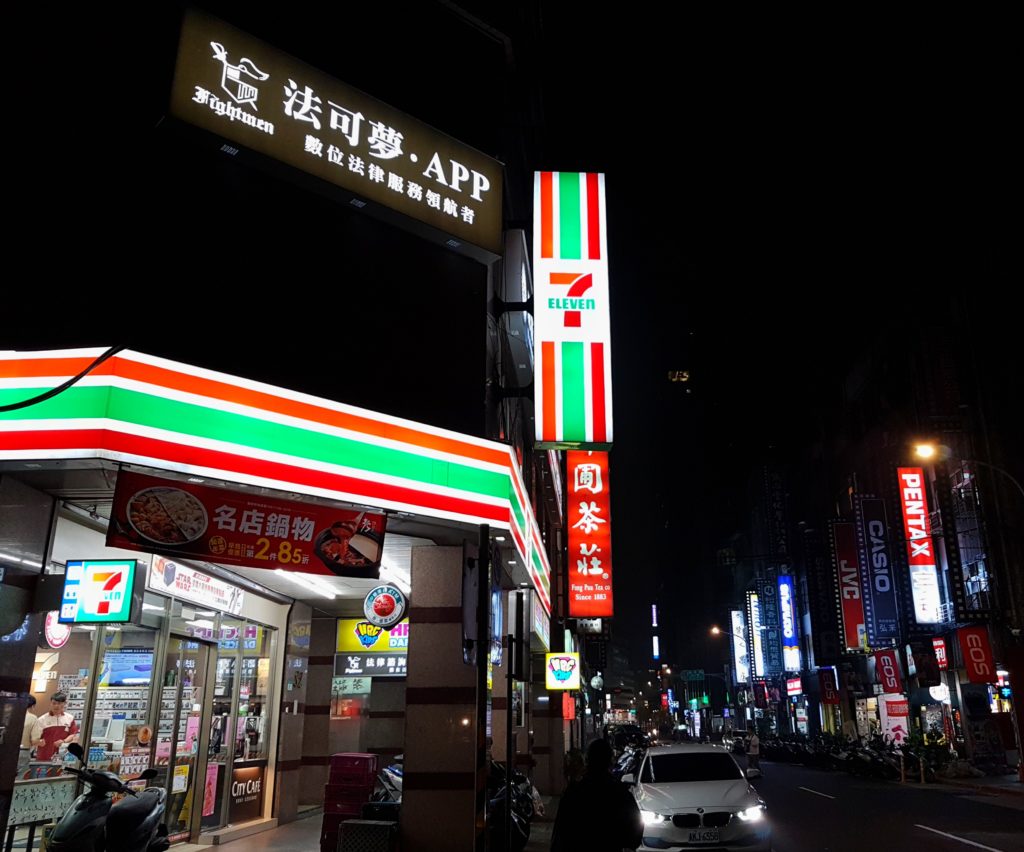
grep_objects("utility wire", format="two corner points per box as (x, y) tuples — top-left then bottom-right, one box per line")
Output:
(0, 345), (126, 412)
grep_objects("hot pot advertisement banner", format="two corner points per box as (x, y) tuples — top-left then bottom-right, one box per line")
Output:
(566, 451), (613, 618)
(108, 471), (385, 579)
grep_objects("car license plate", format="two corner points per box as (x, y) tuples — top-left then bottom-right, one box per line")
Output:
(687, 828), (720, 843)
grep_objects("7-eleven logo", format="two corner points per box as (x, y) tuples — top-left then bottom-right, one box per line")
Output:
(86, 569), (127, 615)
(548, 272), (594, 327)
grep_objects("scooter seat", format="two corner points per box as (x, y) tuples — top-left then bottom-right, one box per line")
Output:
(107, 787), (167, 845)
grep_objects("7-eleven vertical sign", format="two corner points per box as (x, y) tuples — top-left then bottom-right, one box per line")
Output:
(533, 171), (613, 447)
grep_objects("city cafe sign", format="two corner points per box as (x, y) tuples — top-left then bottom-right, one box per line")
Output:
(169, 9), (502, 258)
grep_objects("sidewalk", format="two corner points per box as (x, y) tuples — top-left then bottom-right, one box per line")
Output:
(524, 795), (557, 852)
(936, 771), (1024, 798)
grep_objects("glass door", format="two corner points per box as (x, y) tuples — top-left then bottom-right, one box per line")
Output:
(202, 615), (242, 830)
(158, 637), (212, 843)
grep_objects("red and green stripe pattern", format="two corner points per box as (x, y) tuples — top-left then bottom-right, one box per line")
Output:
(533, 171), (612, 446)
(0, 349), (551, 613)
(537, 171), (603, 261)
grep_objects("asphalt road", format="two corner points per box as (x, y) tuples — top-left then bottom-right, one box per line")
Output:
(748, 757), (1024, 852)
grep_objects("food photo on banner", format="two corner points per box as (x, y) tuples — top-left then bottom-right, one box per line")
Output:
(107, 470), (385, 579)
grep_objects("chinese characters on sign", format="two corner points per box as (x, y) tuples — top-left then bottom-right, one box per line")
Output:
(170, 10), (502, 255)
(148, 557), (245, 615)
(566, 451), (613, 617)
(108, 471), (385, 579)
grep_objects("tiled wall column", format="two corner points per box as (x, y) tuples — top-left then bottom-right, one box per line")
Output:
(365, 679), (405, 766)
(299, 615), (337, 805)
(401, 546), (477, 852)
(273, 602), (312, 824)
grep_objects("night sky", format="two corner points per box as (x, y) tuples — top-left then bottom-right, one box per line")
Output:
(7, 4), (1016, 669)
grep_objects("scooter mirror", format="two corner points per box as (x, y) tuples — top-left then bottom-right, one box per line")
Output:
(67, 742), (86, 762)
(140, 768), (158, 781)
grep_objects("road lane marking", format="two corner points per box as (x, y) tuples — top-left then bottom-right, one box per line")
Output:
(915, 824), (1004, 851)
(798, 786), (835, 799)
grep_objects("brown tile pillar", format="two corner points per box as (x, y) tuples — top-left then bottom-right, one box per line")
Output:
(273, 602), (312, 824)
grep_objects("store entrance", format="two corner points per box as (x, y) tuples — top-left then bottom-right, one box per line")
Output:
(156, 636), (214, 844)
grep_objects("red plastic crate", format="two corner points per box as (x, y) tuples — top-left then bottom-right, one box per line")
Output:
(328, 766), (377, 787)
(329, 752), (378, 773)
(325, 783), (373, 803)
(323, 799), (363, 816)
(321, 814), (347, 835)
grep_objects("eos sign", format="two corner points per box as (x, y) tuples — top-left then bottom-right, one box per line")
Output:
(874, 649), (903, 694)
(958, 626), (994, 684)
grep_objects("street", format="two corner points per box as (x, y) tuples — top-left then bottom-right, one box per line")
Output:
(749, 758), (1024, 852)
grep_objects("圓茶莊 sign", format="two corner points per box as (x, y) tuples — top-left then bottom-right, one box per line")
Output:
(59, 560), (137, 623)
(533, 172), (613, 446)
(169, 9), (502, 257)
(566, 451), (613, 617)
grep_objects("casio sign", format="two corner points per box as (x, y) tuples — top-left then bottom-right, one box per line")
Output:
(867, 520), (891, 592)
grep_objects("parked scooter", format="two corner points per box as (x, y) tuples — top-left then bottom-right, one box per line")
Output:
(48, 742), (170, 852)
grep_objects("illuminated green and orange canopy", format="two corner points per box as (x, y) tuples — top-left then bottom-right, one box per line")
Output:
(0, 349), (550, 613)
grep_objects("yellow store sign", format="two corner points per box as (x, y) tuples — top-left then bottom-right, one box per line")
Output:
(336, 618), (410, 654)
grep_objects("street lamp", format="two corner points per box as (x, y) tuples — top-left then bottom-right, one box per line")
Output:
(913, 442), (1024, 783)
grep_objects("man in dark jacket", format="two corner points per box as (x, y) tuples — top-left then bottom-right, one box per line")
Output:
(551, 738), (643, 852)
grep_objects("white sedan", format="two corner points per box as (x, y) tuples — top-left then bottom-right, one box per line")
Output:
(623, 743), (770, 851)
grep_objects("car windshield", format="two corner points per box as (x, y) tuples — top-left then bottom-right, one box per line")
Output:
(646, 753), (743, 783)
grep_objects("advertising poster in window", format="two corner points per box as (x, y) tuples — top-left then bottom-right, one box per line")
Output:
(109, 470), (385, 579)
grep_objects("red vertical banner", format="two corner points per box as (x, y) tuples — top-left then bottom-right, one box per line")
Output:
(830, 522), (866, 651)
(933, 637), (949, 670)
(958, 626), (995, 683)
(562, 692), (576, 721)
(818, 668), (841, 705)
(874, 649), (903, 693)
(896, 467), (942, 624)
(567, 451), (613, 617)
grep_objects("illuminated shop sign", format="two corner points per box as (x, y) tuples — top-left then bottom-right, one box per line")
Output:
(60, 560), (137, 623)
(545, 653), (581, 690)
(110, 470), (385, 581)
(896, 468), (942, 624)
(730, 610), (749, 685)
(169, 9), (502, 257)
(830, 521), (866, 651)
(854, 496), (900, 645)
(933, 637), (948, 670)
(746, 592), (766, 678)
(148, 556), (245, 615)
(786, 677), (802, 697)
(336, 618), (409, 654)
(533, 172), (613, 447)
(777, 575), (801, 672)
(566, 451), (613, 617)
(958, 626), (994, 684)
(874, 649), (903, 694)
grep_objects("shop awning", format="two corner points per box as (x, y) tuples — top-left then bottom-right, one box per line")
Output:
(0, 348), (550, 613)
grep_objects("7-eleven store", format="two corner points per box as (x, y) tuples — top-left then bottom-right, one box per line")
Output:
(0, 348), (553, 851)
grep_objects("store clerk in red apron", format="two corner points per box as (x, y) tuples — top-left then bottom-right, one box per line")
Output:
(31, 691), (79, 761)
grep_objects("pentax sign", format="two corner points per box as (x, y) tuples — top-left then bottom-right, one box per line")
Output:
(169, 9), (502, 258)
(896, 468), (942, 624)
(566, 451), (613, 617)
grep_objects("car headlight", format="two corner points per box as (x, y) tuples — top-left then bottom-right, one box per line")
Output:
(737, 804), (765, 822)
(641, 810), (669, 825)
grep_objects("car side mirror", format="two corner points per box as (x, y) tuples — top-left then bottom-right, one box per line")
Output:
(621, 774), (635, 785)
(746, 768), (762, 779)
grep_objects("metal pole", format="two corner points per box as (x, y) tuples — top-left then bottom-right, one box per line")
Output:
(506, 632), (514, 852)
(475, 525), (490, 852)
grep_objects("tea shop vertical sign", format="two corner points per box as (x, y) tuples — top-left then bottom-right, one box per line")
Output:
(566, 451), (613, 618)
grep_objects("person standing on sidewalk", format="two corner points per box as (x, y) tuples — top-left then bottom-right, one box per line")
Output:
(747, 731), (761, 772)
(551, 738), (643, 852)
